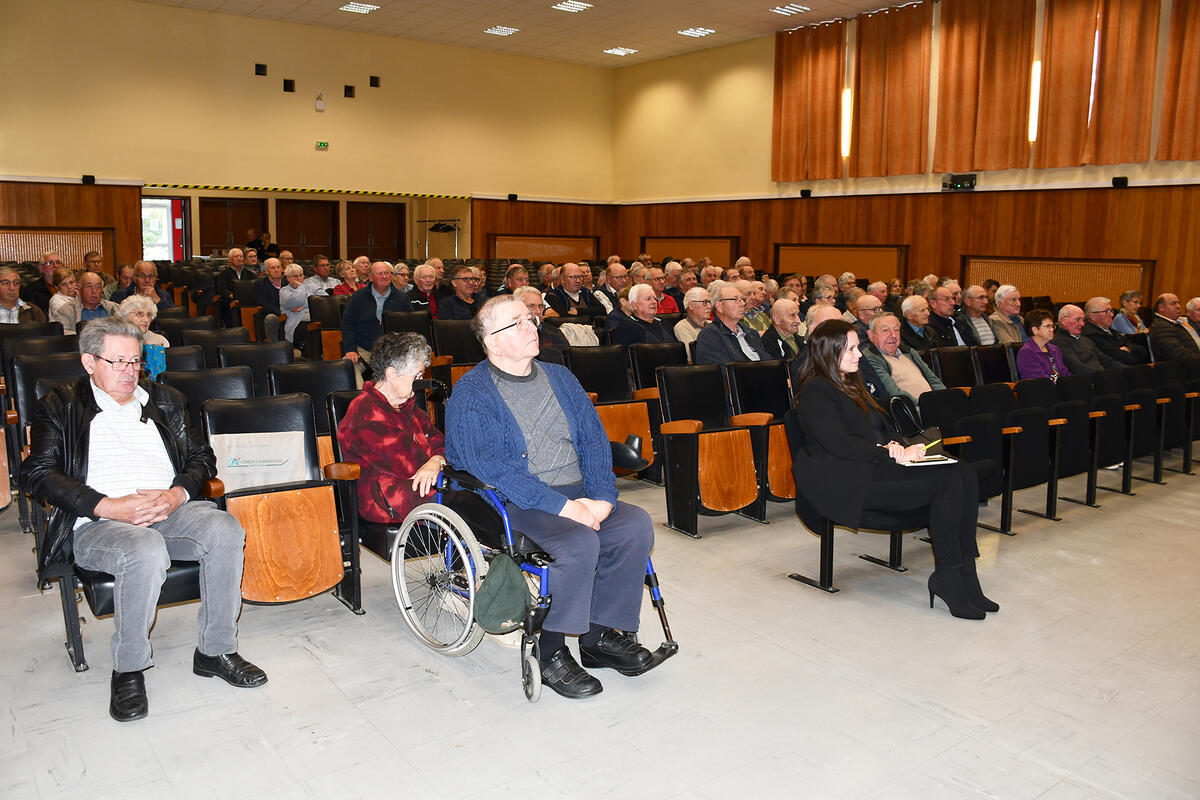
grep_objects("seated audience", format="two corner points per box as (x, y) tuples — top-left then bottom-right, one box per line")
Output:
(259, 231), (280, 260)
(841, 287), (866, 325)
(332, 260), (359, 296)
(761, 298), (804, 360)
(118, 294), (169, 380)
(280, 265), (312, 352)
(695, 283), (772, 364)
(391, 263), (411, 293)
(673, 287), (712, 346)
(445, 296), (658, 698)
(24, 252), (61, 314)
(1017, 309), (1071, 382)
(699, 264), (723, 288)
(1112, 290), (1148, 334)
(407, 264), (438, 316)
(850, 292), (882, 339)
(337, 332), (446, 523)
(438, 265), (481, 320)
(495, 265), (529, 295)
(989, 285), (1026, 343)
(1052, 304), (1119, 375)
(104, 262), (135, 301)
(26, 317), (266, 722)
(593, 262), (626, 313)
(48, 268), (79, 323)
(111, 261), (174, 310)
(863, 312), (946, 405)
(253, 258), (284, 342)
(1187, 297), (1200, 337)
(0, 265), (48, 323)
(55, 271), (118, 333)
(793, 320), (993, 619)
(341, 261), (412, 369)
(927, 285), (978, 347)
(611, 284), (674, 349)
(740, 280), (771, 332)
(1081, 297), (1148, 365)
(352, 256), (371, 289)
(899, 295), (934, 355)
(959, 285), (998, 345)
(546, 262), (603, 320)
(1149, 293), (1200, 362)
(515, 286), (570, 364)
(645, 267), (679, 314)
(215, 248), (256, 326)
(300, 256), (338, 296)
(663, 261), (685, 308)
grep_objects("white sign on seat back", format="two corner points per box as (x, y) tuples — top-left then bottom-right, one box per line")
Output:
(210, 431), (309, 493)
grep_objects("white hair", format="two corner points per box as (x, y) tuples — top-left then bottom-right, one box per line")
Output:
(683, 286), (710, 305)
(284, 264), (304, 279)
(867, 281), (887, 294)
(900, 295), (926, 315)
(994, 284), (1019, 304)
(664, 261), (682, 275)
(629, 283), (656, 304)
(735, 256), (752, 268)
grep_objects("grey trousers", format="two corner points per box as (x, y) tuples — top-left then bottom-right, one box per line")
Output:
(504, 491), (653, 635)
(72, 500), (246, 673)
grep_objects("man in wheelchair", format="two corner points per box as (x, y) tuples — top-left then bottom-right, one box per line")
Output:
(445, 295), (657, 699)
(25, 317), (267, 722)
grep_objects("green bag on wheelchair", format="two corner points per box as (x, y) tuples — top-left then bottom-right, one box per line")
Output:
(473, 553), (530, 635)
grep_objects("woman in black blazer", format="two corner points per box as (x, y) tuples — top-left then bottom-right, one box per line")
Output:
(792, 320), (996, 620)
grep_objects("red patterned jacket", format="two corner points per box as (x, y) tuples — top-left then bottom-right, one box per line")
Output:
(337, 382), (445, 523)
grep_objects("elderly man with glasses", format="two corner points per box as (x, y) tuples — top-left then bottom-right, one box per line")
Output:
(438, 265), (483, 320)
(0, 266), (48, 323)
(110, 261), (174, 310)
(25, 251), (65, 314)
(694, 283), (772, 365)
(546, 262), (604, 321)
(25, 317), (267, 722)
(445, 295), (657, 699)
(1080, 297), (1147, 365)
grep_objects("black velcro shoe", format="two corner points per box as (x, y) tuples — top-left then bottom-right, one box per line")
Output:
(579, 629), (655, 676)
(193, 650), (268, 688)
(110, 670), (148, 722)
(540, 647), (603, 699)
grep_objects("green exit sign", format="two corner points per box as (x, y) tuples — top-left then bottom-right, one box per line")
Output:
(315, 141), (329, 151)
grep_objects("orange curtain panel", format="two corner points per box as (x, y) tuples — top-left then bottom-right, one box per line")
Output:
(771, 22), (846, 182)
(1155, 0), (1200, 161)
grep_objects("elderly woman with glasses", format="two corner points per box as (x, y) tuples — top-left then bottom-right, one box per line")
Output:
(1016, 309), (1071, 382)
(119, 294), (169, 379)
(336, 332), (445, 523)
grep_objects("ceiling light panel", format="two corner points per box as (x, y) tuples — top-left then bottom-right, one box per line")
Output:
(338, 2), (379, 13)
(484, 25), (520, 36)
(552, 1), (593, 12)
(604, 47), (638, 56)
(677, 27), (716, 38)
(769, 3), (811, 15)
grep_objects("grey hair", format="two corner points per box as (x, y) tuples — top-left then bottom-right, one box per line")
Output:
(472, 295), (525, 346)
(664, 261), (682, 275)
(870, 311), (899, 333)
(118, 293), (159, 321)
(1057, 304), (1083, 322)
(1187, 297), (1200, 314)
(811, 286), (835, 302)
(368, 332), (431, 377)
(964, 284), (987, 300)
(867, 281), (887, 294)
(513, 286), (542, 303)
(735, 256), (752, 268)
(78, 316), (143, 355)
(284, 264), (304, 279)
(900, 295), (927, 315)
(1119, 289), (1142, 305)
(629, 283), (656, 304)
(683, 286), (710, 305)
(994, 284), (1019, 304)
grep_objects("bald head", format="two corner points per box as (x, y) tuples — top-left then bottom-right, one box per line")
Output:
(806, 304), (842, 335)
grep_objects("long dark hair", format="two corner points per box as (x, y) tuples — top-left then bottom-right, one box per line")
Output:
(794, 319), (883, 416)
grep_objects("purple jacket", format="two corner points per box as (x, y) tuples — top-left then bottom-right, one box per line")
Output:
(1016, 339), (1072, 382)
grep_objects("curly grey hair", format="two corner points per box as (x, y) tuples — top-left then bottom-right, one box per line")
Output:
(369, 332), (431, 377)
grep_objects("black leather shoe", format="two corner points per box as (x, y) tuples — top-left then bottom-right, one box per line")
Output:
(579, 629), (655, 676)
(193, 650), (268, 688)
(110, 670), (148, 722)
(540, 647), (603, 699)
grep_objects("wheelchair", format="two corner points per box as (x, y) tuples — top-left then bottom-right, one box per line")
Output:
(389, 439), (678, 703)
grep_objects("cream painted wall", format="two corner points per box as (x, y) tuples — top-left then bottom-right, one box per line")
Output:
(0, 0), (612, 201)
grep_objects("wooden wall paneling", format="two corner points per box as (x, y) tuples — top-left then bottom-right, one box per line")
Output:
(0, 182), (141, 267)
(470, 199), (617, 259)
(491, 235), (598, 263)
(640, 237), (737, 266)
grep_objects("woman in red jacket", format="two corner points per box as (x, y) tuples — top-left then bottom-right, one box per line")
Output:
(337, 332), (445, 522)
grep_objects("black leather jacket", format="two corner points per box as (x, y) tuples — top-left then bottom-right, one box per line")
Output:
(25, 377), (215, 580)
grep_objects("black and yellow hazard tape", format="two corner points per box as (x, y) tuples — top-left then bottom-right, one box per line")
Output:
(144, 183), (469, 200)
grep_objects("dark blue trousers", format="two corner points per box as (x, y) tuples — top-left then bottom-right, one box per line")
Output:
(505, 489), (653, 636)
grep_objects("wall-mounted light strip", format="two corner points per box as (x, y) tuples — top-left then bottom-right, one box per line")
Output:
(1028, 60), (1042, 143)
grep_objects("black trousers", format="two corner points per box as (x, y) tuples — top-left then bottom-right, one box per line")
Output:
(861, 460), (980, 567)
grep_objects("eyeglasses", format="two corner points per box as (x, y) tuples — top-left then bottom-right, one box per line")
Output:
(488, 316), (535, 336)
(92, 355), (143, 372)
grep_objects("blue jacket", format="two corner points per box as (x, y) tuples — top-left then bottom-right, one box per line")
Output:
(445, 361), (617, 514)
(339, 285), (411, 354)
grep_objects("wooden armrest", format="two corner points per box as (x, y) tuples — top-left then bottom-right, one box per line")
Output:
(1186, 392), (1199, 399)
(1155, 397), (1171, 405)
(229, 300), (240, 309)
(5, 409), (16, 425)
(324, 461), (360, 481)
(955, 386), (972, 396)
(631, 387), (660, 401)
(661, 419), (702, 435)
(1, 377), (6, 393)
(730, 412), (773, 427)
(1088, 410), (1107, 418)
(307, 321), (321, 331)
(1001, 426), (1023, 435)
(943, 435), (971, 446)
(203, 478), (225, 498)
(431, 355), (453, 367)
(587, 392), (599, 404)
(1048, 418), (1067, 426)
(1124, 403), (1141, 411)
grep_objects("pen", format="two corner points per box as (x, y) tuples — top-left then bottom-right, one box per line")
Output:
(921, 439), (942, 450)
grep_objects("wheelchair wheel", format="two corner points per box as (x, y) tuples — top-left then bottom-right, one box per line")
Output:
(391, 504), (486, 656)
(522, 653), (542, 703)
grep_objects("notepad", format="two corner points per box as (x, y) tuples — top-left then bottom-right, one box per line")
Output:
(901, 454), (957, 467)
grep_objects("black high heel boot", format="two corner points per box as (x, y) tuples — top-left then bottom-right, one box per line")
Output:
(957, 561), (999, 612)
(927, 569), (985, 620)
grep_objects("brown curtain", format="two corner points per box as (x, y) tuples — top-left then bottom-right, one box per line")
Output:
(1033, 0), (1100, 168)
(934, 0), (1036, 173)
(851, 3), (933, 177)
(1156, 0), (1200, 161)
(772, 22), (846, 182)
(1082, 0), (1160, 164)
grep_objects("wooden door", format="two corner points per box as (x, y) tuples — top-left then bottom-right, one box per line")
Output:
(276, 200), (338, 261)
(199, 199), (266, 257)
(346, 201), (405, 261)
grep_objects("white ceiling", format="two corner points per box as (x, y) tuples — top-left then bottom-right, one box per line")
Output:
(135, 0), (893, 68)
